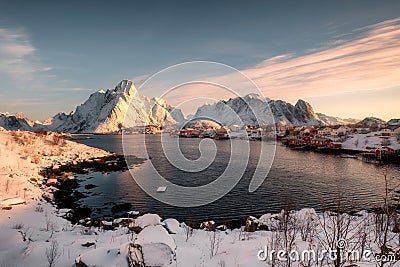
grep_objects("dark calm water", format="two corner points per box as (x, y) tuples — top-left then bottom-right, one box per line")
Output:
(72, 135), (400, 223)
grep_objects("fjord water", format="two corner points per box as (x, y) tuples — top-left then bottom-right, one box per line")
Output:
(74, 135), (399, 223)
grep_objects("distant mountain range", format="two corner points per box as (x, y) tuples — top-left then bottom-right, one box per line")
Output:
(0, 80), (396, 133)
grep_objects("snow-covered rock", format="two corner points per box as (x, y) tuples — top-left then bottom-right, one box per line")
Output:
(132, 214), (162, 229)
(75, 243), (130, 267)
(135, 225), (176, 251)
(163, 218), (182, 234)
(140, 243), (175, 266)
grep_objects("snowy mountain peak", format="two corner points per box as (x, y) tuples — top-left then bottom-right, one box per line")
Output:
(295, 99), (315, 116)
(243, 93), (264, 101)
(40, 80), (182, 133)
(114, 79), (137, 95)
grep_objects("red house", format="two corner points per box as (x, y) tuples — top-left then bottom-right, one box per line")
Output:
(382, 145), (400, 154)
(288, 138), (305, 145)
(302, 136), (312, 144)
(330, 143), (342, 149)
(310, 137), (332, 147)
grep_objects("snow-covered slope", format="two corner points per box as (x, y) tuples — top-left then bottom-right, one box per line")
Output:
(195, 94), (324, 126)
(44, 80), (184, 133)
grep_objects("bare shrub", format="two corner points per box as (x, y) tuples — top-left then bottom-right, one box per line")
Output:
(273, 210), (298, 267)
(183, 222), (193, 242)
(45, 215), (57, 238)
(209, 231), (222, 258)
(217, 259), (226, 267)
(298, 210), (317, 242)
(52, 135), (66, 146)
(316, 194), (363, 267)
(373, 168), (400, 267)
(18, 227), (33, 243)
(45, 241), (61, 267)
(35, 204), (44, 213)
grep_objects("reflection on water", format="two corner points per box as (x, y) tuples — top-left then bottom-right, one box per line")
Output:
(74, 135), (400, 223)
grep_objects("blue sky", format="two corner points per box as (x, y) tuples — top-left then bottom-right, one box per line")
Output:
(0, 0), (399, 120)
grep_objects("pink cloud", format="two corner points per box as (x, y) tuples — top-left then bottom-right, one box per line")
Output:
(241, 17), (400, 100)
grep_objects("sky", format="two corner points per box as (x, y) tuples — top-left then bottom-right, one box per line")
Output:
(0, 0), (399, 121)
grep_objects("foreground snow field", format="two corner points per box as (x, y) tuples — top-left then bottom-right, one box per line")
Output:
(0, 130), (399, 267)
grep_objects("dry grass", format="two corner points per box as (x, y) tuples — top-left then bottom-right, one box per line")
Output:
(31, 154), (41, 164)
(52, 135), (67, 146)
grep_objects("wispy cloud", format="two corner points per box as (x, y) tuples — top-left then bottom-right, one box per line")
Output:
(146, 18), (400, 118)
(0, 27), (51, 86)
(0, 98), (55, 108)
(241, 17), (400, 100)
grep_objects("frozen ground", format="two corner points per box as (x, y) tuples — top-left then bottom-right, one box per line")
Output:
(341, 133), (399, 151)
(0, 130), (399, 266)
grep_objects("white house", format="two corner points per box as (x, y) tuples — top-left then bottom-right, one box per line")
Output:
(228, 124), (242, 132)
(331, 126), (349, 137)
(318, 127), (332, 136)
(380, 128), (394, 137)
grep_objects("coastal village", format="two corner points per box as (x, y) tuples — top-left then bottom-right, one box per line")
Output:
(171, 118), (400, 163)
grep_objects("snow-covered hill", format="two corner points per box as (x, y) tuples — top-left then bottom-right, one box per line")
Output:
(356, 117), (386, 127)
(43, 80), (184, 133)
(388, 119), (400, 126)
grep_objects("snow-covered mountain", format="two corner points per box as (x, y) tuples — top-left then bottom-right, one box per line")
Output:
(194, 94), (274, 126)
(43, 80), (184, 133)
(0, 112), (34, 131)
(0, 84), (389, 132)
(316, 113), (358, 125)
(194, 94), (344, 126)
